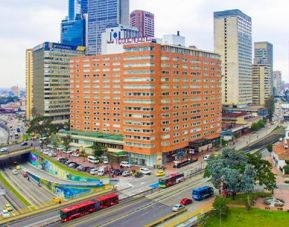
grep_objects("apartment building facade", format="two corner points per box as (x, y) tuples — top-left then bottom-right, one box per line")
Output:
(70, 42), (222, 166)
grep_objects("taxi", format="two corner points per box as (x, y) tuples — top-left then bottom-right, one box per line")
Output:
(5, 204), (13, 212)
(155, 170), (165, 177)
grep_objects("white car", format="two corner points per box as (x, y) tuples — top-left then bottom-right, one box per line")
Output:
(139, 168), (152, 175)
(72, 152), (80, 157)
(1, 209), (11, 218)
(0, 148), (8, 153)
(48, 152), (56, 157)
(172, 204), (185, 212)
(87, 156), (100, 164)
(103, 158), (109, 164)
(120, 161), (131, 168)
(12, 169), (19, 175)
(90, 168), (98, 175)
(43, 149), (50, 155)
(122, 171), (130, 177)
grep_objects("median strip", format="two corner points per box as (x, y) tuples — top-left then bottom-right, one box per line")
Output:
(0, 172), (31, 206)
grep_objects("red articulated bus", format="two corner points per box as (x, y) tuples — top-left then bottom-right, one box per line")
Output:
(60, 193), (119, 223)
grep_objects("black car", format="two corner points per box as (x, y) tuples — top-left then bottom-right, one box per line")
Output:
(85, 167), (93, 173)
(112, 169), (123, 176)
(58, 158), (68, 164)
(21, 142), (28, 146)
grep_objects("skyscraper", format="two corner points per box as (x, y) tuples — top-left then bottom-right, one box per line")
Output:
(214, 9), (252, 106)
(61, 0), (88, 46)
(28, 42), (84, 123)
(26, 49), (33, 120)
(130, 10), (155, 37)
(87, 0), (129, 55)
(273, 71), (282, 95)
(254, 42), (273, 67)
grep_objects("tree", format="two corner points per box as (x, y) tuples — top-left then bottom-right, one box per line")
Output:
(80, 147), (87, 161)
(266, 144), (273, 152)
(213, 196), (229, 218)
(265, 96), (275, 122)
(247, 153), (277, 193)
(92, 143), (107, 159)
(243, 164), (256, 209)
(49, 134), (60, 148)
(283, 165), (289, 174)
(62, 135), (72, 151)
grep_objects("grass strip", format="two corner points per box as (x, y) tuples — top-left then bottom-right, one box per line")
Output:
(0, 172), (31, 206)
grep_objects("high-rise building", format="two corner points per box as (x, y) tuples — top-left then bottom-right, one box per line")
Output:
(87, 0), (129, 55)
(69, 42), (222, 166)
(26, 49), (33, 120)
(254, 42), (273, 67)
(252, 64), (272, 105)
(273, 71), (282, 95)
(61, 0), (87, 47)
(130, 10), (154, 37)
(214, 9), (252, 106)
(28, 42), (84, 123)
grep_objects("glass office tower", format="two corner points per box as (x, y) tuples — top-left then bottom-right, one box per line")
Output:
(87, 0), (129, 55)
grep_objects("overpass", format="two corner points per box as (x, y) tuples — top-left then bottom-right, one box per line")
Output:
(0, 148), (32, 167)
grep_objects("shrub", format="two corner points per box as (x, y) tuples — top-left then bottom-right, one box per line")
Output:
(213, 196), (229, 218)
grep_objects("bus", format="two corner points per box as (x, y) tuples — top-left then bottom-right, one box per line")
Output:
(159, 173), (184, 188)
(173, 158), (198, 168)
(60, 193), (119, 223)
(192, 186), (214, 201)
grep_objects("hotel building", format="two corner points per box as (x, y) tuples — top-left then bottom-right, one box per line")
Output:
(69, 42), (222, 166)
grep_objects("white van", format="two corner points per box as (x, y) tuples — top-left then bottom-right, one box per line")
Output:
(87, 156), (99, 164)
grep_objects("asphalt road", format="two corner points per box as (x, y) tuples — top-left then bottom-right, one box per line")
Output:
(2, 168), (54, 205)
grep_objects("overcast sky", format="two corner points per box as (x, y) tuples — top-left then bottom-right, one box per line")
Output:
(0, 0), (288, 88)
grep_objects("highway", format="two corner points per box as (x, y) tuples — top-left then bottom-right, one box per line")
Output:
(2, 167), (54, 205)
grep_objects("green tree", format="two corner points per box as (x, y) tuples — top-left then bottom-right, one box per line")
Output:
(247, 153), (277, 193)
(92, 143), (107, 159)
(266, 144), (273, 152)
(265, 96), (275, 122)
(213, 196), (229, 218)
(243, 164), (256, 209)
(80, 147), (87, 161)
(49, 134), (61, 148)
(62, 135), (72, 151)
(283, 165), (289, 174)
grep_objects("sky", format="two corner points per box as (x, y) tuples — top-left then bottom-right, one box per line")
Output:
(0, 0), (288, 88)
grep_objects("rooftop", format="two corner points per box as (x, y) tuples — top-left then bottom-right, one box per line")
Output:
(273, 141), (289, 160)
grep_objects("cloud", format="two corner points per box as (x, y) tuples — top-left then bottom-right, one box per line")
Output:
(0, 0), (288, 88)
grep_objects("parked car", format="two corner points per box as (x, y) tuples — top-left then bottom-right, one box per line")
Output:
(122, 170), (131, 177)
(172, 204), (185, 212)
(90, 168), (98, 175)
(179, 198), (193, 206)
(57, 158), (68, 164)
(72, 152), (80, 157)
(155, 170), (165, 177)
(1, 210), (11, 218)
(68, 162), (79, 169)
(87, 156), (100, 164)
(43, 149), (50, 155)
(134, 172), (143, 178)
(98, 166), (109, 176)
(48, 152), (56, 157)
(84, 167), (92, 173)
(103, 158), (109, 164)
(76, 165), (84, 171)
(140, 168), (152, 175)
(63, 150), (73, 154)
(112, 169), (123, 176)
(120, 161), (131, 168)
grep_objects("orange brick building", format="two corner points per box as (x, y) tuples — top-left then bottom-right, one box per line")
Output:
(70, 42), (222, 166)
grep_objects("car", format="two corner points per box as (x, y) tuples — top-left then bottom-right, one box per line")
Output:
(22, 172), (28, 178)
(1, 210), (11, 218)
(90, 168), (98, 175)
(76, 165), (84, 171)
(172, 204), (185, 212)
(15, 165), (21, 170)
(140, 168), (152, 175)
(120, 161), (131, 168)
(12, 169), (19, 175)
(63, 150), (73, 154)
(103, 158), (109, 164)
(21, 142), (28, 146)
(203, 155), (211, 161)
(43, 149), (50, 155)
(87, 156), (100, 164)
(84, 167), (92, 173)
(48, 152), (56, 157)
(58, 158), (68, 164)
(179, 198), (193, 205)
(112, 169), (123, 176)
(72, 152), (80, 157)
(68, 163), (79, 169)
(0, 148), (8, 153)
(122, 170), (131, 177)
(5, 204), (13, 212)
(134, 172), (143, 178)
(155, 170), (165, 177)
(52, 197), (62, 204)
(66, 161), (77, 167)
